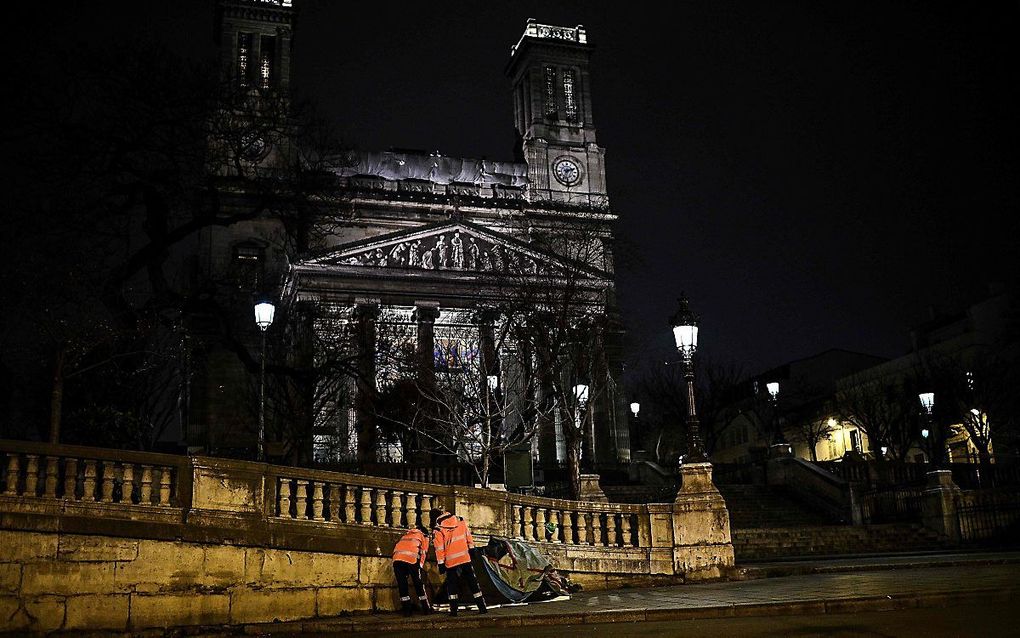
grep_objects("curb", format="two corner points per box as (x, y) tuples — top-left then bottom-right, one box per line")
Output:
(738, 553), (1020, 579)
(234, 586), (1020, 635)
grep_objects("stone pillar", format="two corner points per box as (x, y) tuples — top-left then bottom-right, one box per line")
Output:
(355, 301), (379, 464)
(578, 473), (608, 503)
(478, 311), (499, 435)
(413, 303), (440, 390)
(672, 462), (735, 580)
(921, 469), (961, 544)
(537, 376), (558, 469)
(413, 303), (441, 460)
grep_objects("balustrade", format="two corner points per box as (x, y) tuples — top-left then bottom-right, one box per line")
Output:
(0, 445), (180, 509)
(1, 440), (651, 553)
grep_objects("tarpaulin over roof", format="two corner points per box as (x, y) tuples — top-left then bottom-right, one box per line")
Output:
(333, 151), (528, 187)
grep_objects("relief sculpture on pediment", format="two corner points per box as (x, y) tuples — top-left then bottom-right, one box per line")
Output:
(337, 230), (553, 276)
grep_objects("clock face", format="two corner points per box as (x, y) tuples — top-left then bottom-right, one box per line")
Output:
(553, 158), (581, 186)
(240, 131), (269, 161)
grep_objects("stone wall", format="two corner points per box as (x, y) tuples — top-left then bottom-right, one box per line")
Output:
(0, 440), (735, 632)
(0, 529), (392, 631)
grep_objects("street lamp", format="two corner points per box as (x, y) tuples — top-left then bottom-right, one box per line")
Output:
(630, 402), (640, 417)
(254, 296), (275, 461)
(572, 382), (592, 467)
(918, 392), (936, 467)
(669, 294), (706, 464)
(765, 381), (788, 453)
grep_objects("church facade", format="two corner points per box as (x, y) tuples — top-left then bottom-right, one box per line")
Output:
(196, 2), (631, 478)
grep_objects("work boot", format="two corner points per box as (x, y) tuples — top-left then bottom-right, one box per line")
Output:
(475, 594), (488, 614)
(401, 601), (413, 617)
(418, 597), (433, 615)
(450, 599), (458, 617)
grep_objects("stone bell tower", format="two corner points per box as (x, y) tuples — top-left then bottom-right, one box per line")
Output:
(215, 0), (296, 93)
(506, 19), (608, 208)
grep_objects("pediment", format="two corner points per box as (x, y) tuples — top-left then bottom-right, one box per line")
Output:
(301, 221), (609, 280)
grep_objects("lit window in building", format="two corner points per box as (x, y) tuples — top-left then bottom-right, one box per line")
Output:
(544, 66), (558, 118)
(433, 338), (479, 373)
(237, 32), (252, 87)
(563, 69), (578, 122)
(260, 36), (276, 89)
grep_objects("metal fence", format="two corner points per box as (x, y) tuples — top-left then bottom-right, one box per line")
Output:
(858, 487), (924, 524)
(957, 489), (1020, 543)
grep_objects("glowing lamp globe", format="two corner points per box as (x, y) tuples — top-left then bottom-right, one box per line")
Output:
(630, 402), (640, 417)
(669, 295), (698, 355)
(766, 382), (780, 398)
(918, 392), (934, 414)
(573, 384), (589, 403)
(487, 375), (499, 391)
(254, 299), (276, 331)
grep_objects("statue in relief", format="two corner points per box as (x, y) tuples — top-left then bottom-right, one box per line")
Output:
(437, 235), (448, 268)
(409, 240), (421, 267)
(468, 238), (480, 270)
(451, 230), (464, 268)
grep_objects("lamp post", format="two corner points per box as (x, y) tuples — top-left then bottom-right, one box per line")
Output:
(254, 296), (275, 462)
(629, 401), (641, 451)
(765, 381), (789, 456)
(669, 295), (706, 464)
(919, 391), (936, 467)
(573, 382), (591, 467)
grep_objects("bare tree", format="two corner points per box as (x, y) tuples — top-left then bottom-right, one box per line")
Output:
(4, 39), (355, 453)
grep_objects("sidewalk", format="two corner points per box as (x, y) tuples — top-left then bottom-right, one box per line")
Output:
(230, 551), (1020, 636)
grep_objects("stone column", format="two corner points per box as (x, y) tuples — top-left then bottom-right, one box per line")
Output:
(413, 303), (440, 390)
(413, 303), (441, 460)
(922, 469), (961, 544)
(355, 301), (380, 464)
(672, 462), (735, 580)
(536, 376), (559, 469)
(478, 311), (499, 434)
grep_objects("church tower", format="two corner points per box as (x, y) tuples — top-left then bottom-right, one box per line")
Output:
(506, 20), (608, 208)
(215, 0), (295, 93)
(213, 0), (297, 172)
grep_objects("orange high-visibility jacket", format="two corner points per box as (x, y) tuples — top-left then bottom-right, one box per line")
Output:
(433, 513), (474, 568)
(392, 528), (429, 567)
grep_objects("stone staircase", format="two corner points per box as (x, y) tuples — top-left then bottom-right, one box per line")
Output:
(732, 523), (947, 561)
(718, 484), (834, 528)
(718, 484), (948, 561)
(605, 481), (950, 561)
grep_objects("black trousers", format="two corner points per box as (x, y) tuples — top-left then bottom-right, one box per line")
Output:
(444, 562), (482, 604)
(393, 561), (428, 604)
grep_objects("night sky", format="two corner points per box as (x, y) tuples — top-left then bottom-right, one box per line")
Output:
(10, 1), (1018, 374)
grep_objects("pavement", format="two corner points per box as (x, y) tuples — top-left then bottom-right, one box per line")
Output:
(219, 550), (1020, 636)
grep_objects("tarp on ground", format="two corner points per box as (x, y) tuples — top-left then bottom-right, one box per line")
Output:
(477, 537), (575, 603)
(429, 537), (576, 605)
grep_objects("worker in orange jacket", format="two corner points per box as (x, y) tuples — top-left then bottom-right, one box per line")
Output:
(392, 524), (432, 616)
(430, 508), (487, 615)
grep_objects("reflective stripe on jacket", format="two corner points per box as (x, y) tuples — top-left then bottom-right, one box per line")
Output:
(392, 528), (429, 567)
(432, 513), (474, 568)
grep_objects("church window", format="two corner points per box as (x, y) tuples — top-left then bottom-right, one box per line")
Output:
(563, 68), (578, 122)
(236, 32), (252, 87)
(259, 36), (276, 89)
(544, 66), (558, 118)
(232, 241), (264, 290)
